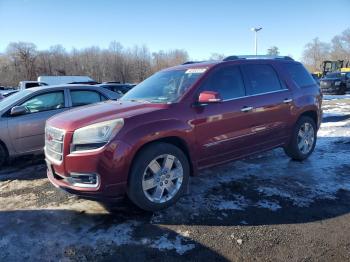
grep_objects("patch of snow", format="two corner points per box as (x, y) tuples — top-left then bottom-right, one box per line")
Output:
(216, 201), (244, 210)
(323, 94), (350, 100)
(213, 195), (249, 211)
(150, 212), (163, 224)
(150, 234), (195, 255)
(257, 186), (313, 207)
(176, 229), (191, 237)
(321, 121), (349, 127)
(91, 221), (137, 246)
(256, 200), (281, 211)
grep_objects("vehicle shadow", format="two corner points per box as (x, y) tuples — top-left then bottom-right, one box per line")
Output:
(0, 135), (349, 260)
(0, 155), (46, 181)
(322, 114), (350, 123)
(102, 135), (350, 227)
(1, 135), (350, 229)
(0, 209), (230, 262)
(0, 126), (349, 228)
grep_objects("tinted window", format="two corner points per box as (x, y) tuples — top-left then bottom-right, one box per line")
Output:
(285, 63), (316, 87)
(70, 90), (104, 107)
(199, 66), (246, 100)
(325, 72), (342, 78)
(21, 91), (64, 113)
(26, 83), (40, 89)
(242, 64), (282, 95)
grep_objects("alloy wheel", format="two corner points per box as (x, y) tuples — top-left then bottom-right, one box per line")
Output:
(142, 154), (184, 203)
(297, 122), (315, 154)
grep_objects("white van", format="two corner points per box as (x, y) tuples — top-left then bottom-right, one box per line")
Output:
(37, 76), (96, 86)
(18, 81), (48, 90)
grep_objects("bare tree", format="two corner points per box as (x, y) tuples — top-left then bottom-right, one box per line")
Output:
(330, 28), (350, 62)
(6, 42), (38, 81)
(208, 53), (226, 61)
(302, 38), (330, 72)
(1, 42), (187, 86)
(267, 46), (280, 56)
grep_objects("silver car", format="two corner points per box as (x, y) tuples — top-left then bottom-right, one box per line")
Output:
(0, 84), (120, 167)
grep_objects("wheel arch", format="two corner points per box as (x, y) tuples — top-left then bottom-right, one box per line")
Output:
(129, 136), (195, 178)
(298, 110), (319, 127)
(0, 138), (9, 159)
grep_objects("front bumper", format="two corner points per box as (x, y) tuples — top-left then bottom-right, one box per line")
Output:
(46, 139), (133, 200)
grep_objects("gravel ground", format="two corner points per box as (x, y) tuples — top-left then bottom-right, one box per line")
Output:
(0, 95), (350, 261)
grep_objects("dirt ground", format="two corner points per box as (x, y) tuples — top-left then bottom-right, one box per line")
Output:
(1, 95), (350, 262)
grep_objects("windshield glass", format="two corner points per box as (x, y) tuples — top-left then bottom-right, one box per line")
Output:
(0, 90), (30, 110)
(121, 68), (206, 103)
(325, 72), (343, 78)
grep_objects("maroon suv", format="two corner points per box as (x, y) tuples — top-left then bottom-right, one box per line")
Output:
(45, 56), (322, 211)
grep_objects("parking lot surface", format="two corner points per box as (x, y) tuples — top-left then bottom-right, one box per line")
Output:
(1, 95), (350, 261)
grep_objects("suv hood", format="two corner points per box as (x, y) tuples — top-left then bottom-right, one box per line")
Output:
(47, 100), (167, 131)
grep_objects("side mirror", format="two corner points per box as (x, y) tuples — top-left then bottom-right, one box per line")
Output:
(10, 105), (28, 116)
(198, 91), (222, 104)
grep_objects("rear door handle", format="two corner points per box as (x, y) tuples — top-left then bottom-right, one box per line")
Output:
(283, 98), (293, 103)
(241, 106), (253, 112)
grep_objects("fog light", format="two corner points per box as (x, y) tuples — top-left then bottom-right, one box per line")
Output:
(67, 173), (100, 188)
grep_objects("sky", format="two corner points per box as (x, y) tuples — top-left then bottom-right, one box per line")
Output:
(0, 0), (349, 61)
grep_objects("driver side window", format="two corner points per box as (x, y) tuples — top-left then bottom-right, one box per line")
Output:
(21, 91), (65, 114)
(199, 66), (246, 100)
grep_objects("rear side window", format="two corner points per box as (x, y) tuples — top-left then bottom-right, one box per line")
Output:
(242, 64), (283, 95)
(285, 63), (316, 87)
(70, 90), (105, 107)
(199, 65), (246, 100)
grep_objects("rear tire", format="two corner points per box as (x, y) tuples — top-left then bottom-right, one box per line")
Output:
(127, 142), (190, 211)
(284, 116), (317, 161)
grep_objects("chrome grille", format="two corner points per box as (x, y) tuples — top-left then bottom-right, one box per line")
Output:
(45, 126), (65, 162)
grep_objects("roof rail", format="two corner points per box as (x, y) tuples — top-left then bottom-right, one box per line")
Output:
(182, 61), (206, 65)
(223, 55), (294, 61)
(222, 56), (240, 61)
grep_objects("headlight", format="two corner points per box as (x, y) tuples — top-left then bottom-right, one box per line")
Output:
(335, 81), (341, 86)
(72, 118), (124, 152)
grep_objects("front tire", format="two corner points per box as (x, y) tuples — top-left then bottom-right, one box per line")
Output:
(127, 142), (190, 211)
(284, 116), (317, 161)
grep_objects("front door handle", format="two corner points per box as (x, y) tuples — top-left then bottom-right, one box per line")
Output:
(283, 98), (293, 103)
(241, 106), (253, 112)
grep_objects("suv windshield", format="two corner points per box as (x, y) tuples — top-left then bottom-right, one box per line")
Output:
(324, 72), (344, 78)
(121, 69), (206, 103)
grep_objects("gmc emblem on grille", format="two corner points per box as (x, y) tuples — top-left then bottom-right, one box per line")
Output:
(46, 133), (53, 142)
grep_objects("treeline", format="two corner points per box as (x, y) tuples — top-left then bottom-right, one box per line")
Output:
(302, 28), (350, 72)
(0, 41), (189, 86)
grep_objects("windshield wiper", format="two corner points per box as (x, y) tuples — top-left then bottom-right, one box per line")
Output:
(127, 99), (152, 103)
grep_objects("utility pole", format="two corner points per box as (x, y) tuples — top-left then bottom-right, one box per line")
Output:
(251, 27), (263, 55)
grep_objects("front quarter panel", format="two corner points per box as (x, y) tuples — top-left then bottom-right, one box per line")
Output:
(116, 108), (197, 176)
(122, 118), (195, 156)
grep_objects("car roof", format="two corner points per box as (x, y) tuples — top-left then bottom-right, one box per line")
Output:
(22, 84), (120, 99)
(97, 83), (135, 86)
(24, 84), (102, 93)
(164, 56), (297, 72)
